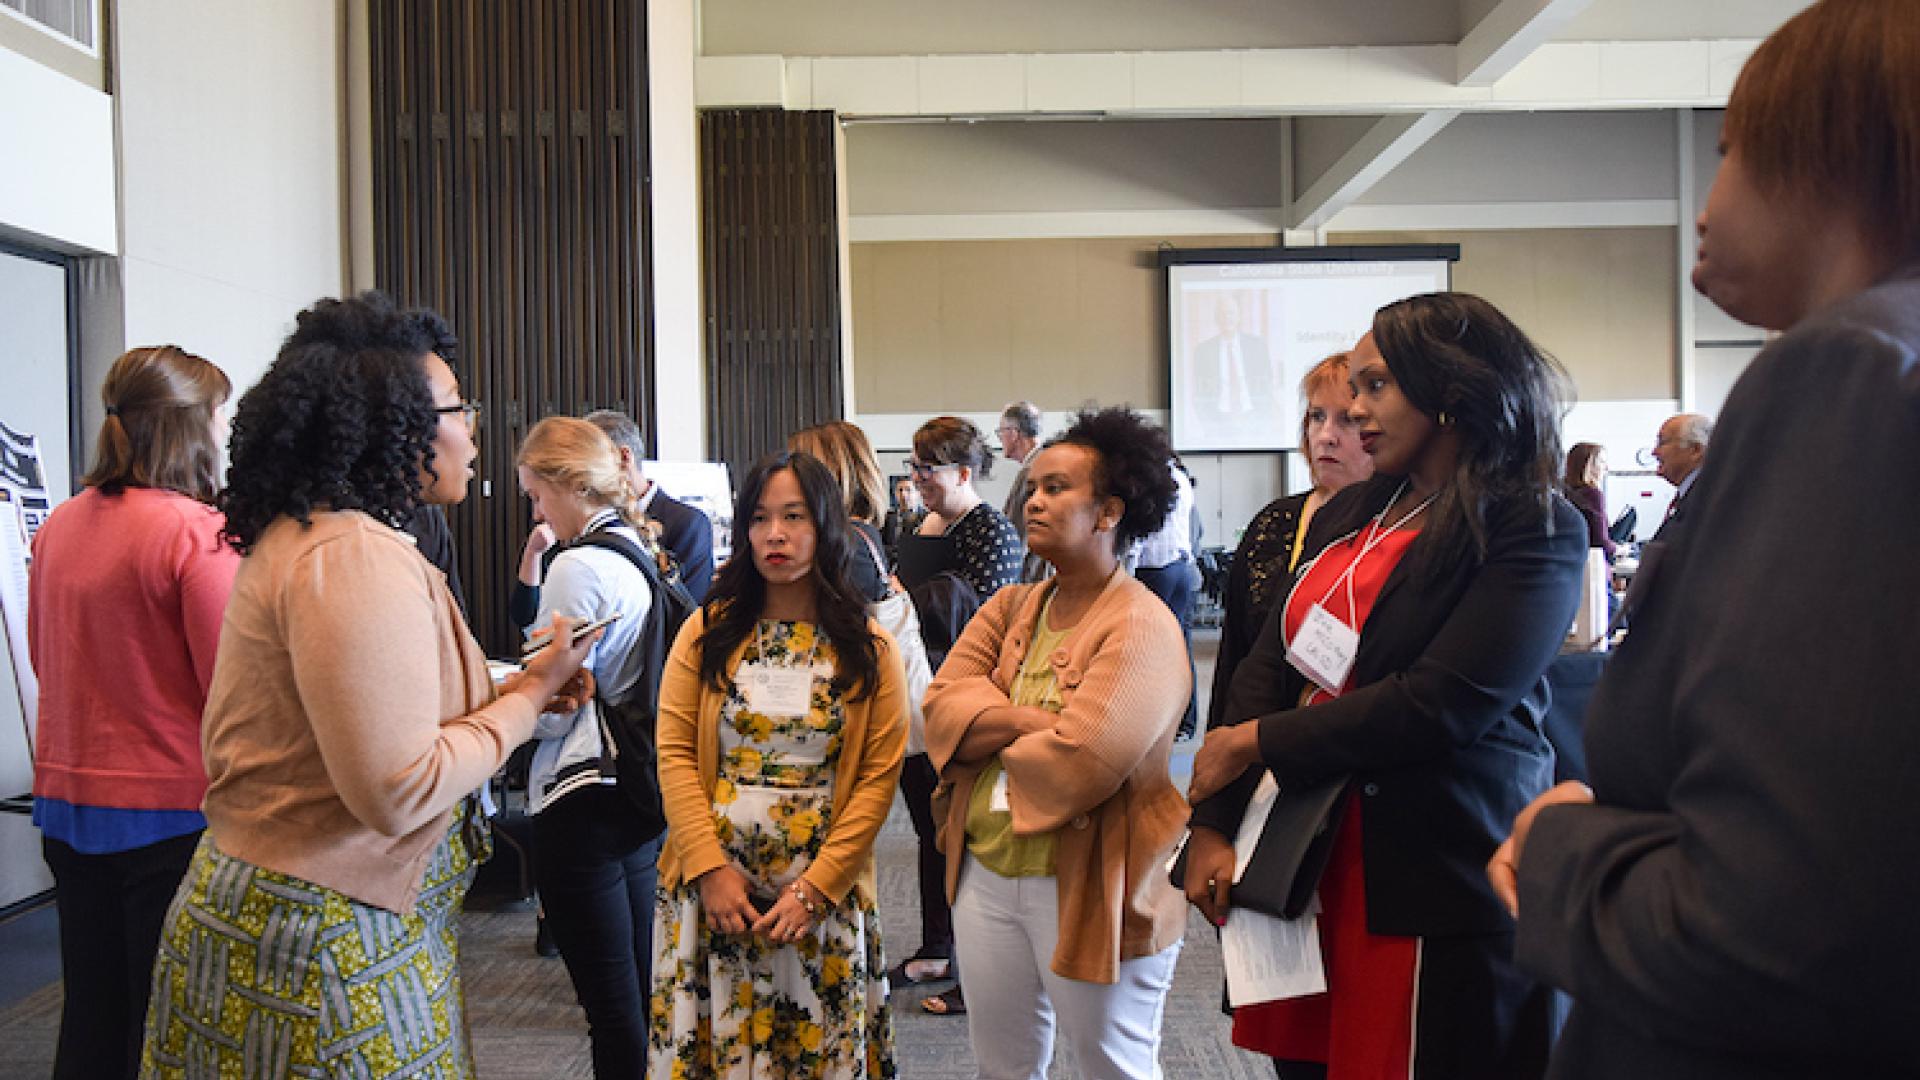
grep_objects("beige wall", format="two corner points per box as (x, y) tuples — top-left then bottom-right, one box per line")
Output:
(848, 120), (1287, 221)
(852, 226), (1676, 417)
(703, 0), (1461, 56)
(1332, 228), (1678, 401)
(95, 0), (348, 423)
(852, 233), (1273, 415)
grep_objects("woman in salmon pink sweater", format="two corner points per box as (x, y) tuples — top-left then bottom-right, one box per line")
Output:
(28, 344), (237, 1080)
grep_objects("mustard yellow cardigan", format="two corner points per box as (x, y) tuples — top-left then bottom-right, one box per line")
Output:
(655, 607), (908, 908)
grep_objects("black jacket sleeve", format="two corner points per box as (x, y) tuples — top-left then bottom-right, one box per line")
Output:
(1515, 308), (1920, 1068)
(662, 501), (715, 604)
(509, 580), (541, 630)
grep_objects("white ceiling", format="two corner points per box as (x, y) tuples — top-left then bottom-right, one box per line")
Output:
(701, 0), (1813, 59)
(696, 0), (1808, 238)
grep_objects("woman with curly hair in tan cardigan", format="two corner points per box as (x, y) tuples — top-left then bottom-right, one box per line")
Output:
(924, 406), (1190, 1079)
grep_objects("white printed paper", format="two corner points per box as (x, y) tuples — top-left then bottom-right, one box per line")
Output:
(1235, 772), (1282, 878)
(0, 493), (36, 747)
(1218, 770), (1327, 1006)
(1222, 905), (1327, 1007)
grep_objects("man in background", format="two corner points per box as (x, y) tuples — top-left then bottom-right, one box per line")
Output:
(996, 400), (1050, 583)
(1131, 457), (1200, 739)
(584, 409), (714, 602)
(1653, 412), (1713, 529)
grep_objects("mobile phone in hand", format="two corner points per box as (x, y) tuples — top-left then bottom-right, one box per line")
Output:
(520, 613), (620, 657)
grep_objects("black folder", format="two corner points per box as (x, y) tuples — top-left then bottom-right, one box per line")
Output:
(1172, 772), (1350, 920)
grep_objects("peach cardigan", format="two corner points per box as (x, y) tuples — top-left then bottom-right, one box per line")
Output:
(925, 572), (1190, 984)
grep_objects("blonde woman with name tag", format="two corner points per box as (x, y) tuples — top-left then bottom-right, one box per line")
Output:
(1187, 294), (1585, 1080)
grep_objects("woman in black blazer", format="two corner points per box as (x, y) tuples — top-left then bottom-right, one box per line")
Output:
(1187, 292), (1586, 1079)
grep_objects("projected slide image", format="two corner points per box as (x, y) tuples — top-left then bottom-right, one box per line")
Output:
(1168, 257), (1452, 453)
(1183, 291), (1282, 447)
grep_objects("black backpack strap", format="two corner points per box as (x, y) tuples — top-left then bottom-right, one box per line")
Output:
(564, 529), (663, 588)
(551, 525), (672, 839)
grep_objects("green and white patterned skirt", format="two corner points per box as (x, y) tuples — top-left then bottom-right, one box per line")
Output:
(140, 802), (488, 1079)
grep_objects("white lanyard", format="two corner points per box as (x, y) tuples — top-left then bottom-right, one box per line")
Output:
(1312, 482), (1438, 623)
(1282, 483), (1438, 695)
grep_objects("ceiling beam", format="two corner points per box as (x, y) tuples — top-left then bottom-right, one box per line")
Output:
(1457, 0), (1598, 86)
(1288, 110), (1459, 231)
(697, 39), (1759, 117)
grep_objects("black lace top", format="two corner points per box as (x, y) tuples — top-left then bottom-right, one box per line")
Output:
(1207, 491), (1312, 730)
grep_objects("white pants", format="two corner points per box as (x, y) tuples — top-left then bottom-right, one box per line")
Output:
(952, 853), (1181, 1080)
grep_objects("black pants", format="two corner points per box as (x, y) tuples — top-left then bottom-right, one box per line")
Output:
(899, 752), (953, 959)
(534, 785), (662, 1079)
(1135, 557), (1199, 737)
(42, 830), (199, 1080)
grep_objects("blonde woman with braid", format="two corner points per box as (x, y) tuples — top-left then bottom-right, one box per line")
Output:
(517, 416), (671, 1078)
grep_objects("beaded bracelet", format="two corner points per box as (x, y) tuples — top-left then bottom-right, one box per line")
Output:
(791, 881), (818, 916)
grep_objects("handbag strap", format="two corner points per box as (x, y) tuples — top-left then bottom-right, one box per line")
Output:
(855, 523), (894, 594)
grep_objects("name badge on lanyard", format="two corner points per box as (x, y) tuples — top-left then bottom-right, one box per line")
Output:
(1287, 603), (1359, 696)
(740, 661), (814, 717)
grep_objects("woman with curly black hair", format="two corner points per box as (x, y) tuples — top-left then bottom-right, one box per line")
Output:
(923, 407), (1192, 1079)
(140, 292), (598, 1080)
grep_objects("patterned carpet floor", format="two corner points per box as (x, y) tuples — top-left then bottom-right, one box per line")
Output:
(0, 787), (1272, 1080)
(0, 637), (1273, 1078)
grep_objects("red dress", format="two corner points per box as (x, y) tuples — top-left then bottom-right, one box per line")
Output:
(1231, 525), (1421, 1079)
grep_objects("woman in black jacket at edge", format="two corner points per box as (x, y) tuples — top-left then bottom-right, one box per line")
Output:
(1186, 292), (1585, 1079)
(1494, 3), (1920, 1077)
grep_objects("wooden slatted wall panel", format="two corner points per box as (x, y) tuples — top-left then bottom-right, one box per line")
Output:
(370, 0), (653, 656)
(700, 109), (843, 481)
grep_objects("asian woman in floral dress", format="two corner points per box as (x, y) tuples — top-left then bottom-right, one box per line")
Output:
(650, 451), (908, 1079)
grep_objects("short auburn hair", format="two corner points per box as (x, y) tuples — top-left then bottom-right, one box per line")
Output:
(1297, 352), (1352, 458)
(1724, 0), (1920, 262)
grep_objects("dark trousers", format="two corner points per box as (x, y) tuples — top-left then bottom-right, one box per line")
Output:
(534, 785), (661, 1079)
(42, 830), (199, 1080)
(1136, 557), (1199, 737)
(1267, 933), (1563, 1080)
(899, 752), (953, 959)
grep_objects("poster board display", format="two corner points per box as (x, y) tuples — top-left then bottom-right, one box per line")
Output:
(644, 461), (735, 565)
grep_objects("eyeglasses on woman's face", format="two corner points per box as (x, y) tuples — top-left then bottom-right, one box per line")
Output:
(435, 401), (483, 433)
(905, 459), (961, 479)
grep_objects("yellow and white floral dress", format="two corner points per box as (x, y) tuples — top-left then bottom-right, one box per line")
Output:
(651, 620), (895, 1079)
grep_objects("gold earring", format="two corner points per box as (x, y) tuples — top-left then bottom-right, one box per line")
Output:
(1438, 411), (1454, 427)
